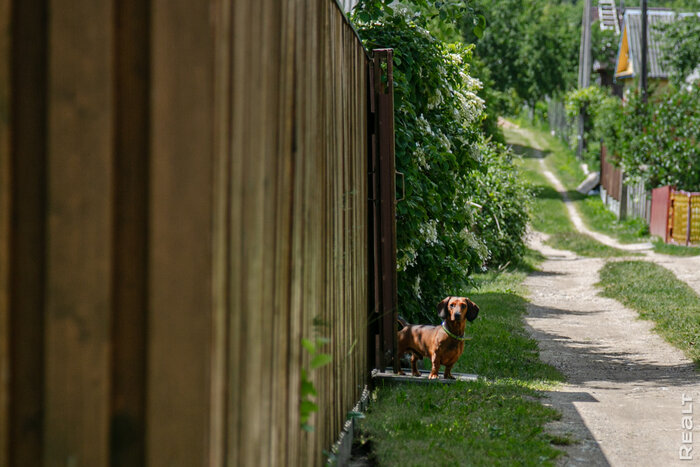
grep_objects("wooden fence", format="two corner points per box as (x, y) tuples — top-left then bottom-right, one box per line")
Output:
(600, 143), (623, 214)
(600, 144), (650, 221)
(0, 0), (383, 465)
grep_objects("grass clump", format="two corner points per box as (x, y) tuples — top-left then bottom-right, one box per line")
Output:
(545, 232), (639, 258)
(577, 197), (650, 244)
(359, 265), (566, 466)
(598, 261), (700, 365)
(363, 380), (564, 466)
(651, 238), (700, 257)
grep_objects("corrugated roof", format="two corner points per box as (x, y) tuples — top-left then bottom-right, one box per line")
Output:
(622, 8), (677, 79)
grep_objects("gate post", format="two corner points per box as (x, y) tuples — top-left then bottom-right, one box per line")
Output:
(369, 49), (399, 374)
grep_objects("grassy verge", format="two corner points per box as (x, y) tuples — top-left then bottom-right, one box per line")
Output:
(574, 196), (650, 243)
(504, 126), (636, 258)
(598, 261), (700, 365)
(358, 255), (568, 466)
(544, 232), (636, 258)
(507, 122), (700, 257)
(651, 238), (700, 256)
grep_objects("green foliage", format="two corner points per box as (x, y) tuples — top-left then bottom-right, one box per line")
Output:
(563, 16), (700, 192)
(578, 196), (651, 243)
(467, 142), (531, 266)
(564, 85), (620, 166)
(566, 83), (700, 192)
(299, 337), (332, 432)
(353, 9), (531, 323)
(564, 86), (608, 121)
(461, 0), (581, 107)
(616, 86), (700, 191)
(656, 14), (700, 87)
(591, 20), (619, 70)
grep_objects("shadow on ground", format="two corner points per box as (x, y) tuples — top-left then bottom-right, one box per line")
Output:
(526, 303), (700, 386)
(508, 143), (549, 159)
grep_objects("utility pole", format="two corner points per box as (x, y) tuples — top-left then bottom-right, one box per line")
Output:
(577, 0), (592, 159)
(641, 0), (648, 102)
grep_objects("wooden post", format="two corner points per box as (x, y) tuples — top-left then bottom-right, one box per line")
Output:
(686, 195), (692, 246)
(373, 49), (399, 374)
(0, 0), (10, 462)
(641, 0), (648, 103)
(6, 0), (48, 465)
(147, 0), (216, 464)
(43, 0), (115, 464)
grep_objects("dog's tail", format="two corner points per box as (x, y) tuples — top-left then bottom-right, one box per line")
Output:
(397, 315), (410, 329)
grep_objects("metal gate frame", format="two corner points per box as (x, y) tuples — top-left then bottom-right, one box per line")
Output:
(367, 49), (400, 374)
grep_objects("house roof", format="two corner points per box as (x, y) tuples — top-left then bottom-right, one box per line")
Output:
(614, 8), (691, 80)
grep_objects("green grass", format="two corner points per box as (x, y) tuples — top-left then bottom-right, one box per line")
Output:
(576, 197), (651, 244)
(598, 261), (700, 365)
(361, 380), (565, 466)
(358, 263), (568, 466)
(507, 121), (695, 258)
(545, 232), (639, 258)
(652, 238), (700, 256)
(506, 127), (635, 258)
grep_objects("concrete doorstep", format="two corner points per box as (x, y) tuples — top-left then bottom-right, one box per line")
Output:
(371, 368), (479, 385)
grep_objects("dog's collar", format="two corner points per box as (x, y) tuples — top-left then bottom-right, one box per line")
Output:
(441, 322), (472, 341)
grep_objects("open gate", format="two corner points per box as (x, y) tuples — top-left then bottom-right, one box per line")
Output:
(368, 49), (400, 374)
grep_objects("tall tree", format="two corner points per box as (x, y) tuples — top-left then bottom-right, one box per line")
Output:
(461, 0), (581, 108)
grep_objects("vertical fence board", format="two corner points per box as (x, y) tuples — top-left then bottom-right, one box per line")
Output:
(0, 0), (10, 462)
(148, 0), (214, 464)
(5, 1), (50, 462)
(43, 0), (114, 464)
(211, 0), (232, 465)
(650, 186), (671, 241)
(236, 0), (268, 463)
(271, 1), (297, 465)
(111, 1), (150, 465)
(229, 0), (249, 463)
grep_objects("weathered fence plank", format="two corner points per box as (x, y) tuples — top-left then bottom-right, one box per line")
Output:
(5, 1), (47, 465)
(43, 0), (114, 464)
(148, 0), (216, 464)
(111, 1), (150, 464)
(0, 0), (10, 463)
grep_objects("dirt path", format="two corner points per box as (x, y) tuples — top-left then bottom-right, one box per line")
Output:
(525, 234), (700, 466)
(538, 156), (700, 295)
(509, 124), (700, 465)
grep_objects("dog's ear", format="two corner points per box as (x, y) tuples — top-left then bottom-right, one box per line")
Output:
(466, 298), (480, 322)
(437, 296), (451, 320)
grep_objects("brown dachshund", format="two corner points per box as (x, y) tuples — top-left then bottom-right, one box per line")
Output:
(396, 296), (479, 379)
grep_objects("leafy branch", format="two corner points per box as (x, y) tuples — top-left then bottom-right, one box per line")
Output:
(300, 337), (332, 432)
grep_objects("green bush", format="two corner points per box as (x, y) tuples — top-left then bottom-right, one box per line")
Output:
(353, 7), (530, 322)
(467, 141), (531, 267)
(656, 14), (700, 87)
(566, 83), (700, 192)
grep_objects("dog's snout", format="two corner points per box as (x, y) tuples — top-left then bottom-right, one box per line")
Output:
(454, 311), (462, 320)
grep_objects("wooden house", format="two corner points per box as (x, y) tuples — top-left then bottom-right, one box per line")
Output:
(614, 8), (694, 92)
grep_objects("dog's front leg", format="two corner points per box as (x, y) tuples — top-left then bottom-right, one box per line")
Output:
(443, 364), (455, 380)
(428, 355), (441, 379)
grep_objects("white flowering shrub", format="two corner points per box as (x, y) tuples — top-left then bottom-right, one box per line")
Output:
(355, 9), (530, 322)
